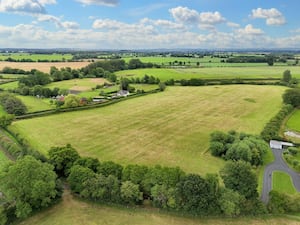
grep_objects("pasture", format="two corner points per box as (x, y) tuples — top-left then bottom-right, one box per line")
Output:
(16, 96), (54, 112)
(0, 81), (18, 90)
(9, 85), (286, 175)
(0, 61), (90, 73)
(45, 78), (108, 91)
(0, 53), (73, 62)
(273, 171), (297, 195)
(286, 110), (300, 132)
(116, 66), (300, 81)
(18, 189), (300, 225)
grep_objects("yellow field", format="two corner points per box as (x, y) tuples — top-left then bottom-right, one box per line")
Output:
(0, 61), (90, 73)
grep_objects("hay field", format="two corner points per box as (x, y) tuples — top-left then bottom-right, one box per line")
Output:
(0, 61), (90, 73)
(10, 85), (286, 175)
(18, 189), (300, 225)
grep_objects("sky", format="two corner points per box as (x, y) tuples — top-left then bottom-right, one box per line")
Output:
(0, 0), (299, 49)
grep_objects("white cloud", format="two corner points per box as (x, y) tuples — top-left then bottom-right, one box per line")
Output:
(169, 6), (199, 24)
(75, 0), (118, 7)
(227, 22), (240, 28)
(251, 8), (286, 26)
(0, 0), (56, 14)
(199, 11), (225, 24)
(37, 14), (79, 29)
(237, 24), (264, 35)
(140, 18), (186, 31)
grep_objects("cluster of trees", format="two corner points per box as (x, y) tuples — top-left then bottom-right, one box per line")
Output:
(0, 156), (62, 222)
(283, 147), (300, 171)
(19, 71), (51, 87)
(46, 144), (264, 217)
(0, 57), (68, 63)
(226, 55), (276, 66)
(180, 78), (206, 86)
(50, 67), (81, 81)
(281, 70), (298, 87)
(128, 59), (157, 69)
(209, 131), (269, 166)
(0, 67), (35, 75)
(282, 88), (300, 107)
(0, 93), (27, 115)
(15, 84), (66, 98)
(261, 104), (294, 141)
(268, 190), (300, 214)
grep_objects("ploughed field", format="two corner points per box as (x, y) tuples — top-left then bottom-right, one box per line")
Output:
(9, 85), (286, 175)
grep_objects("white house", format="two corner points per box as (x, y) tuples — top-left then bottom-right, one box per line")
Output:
(269, 140), (294, 150)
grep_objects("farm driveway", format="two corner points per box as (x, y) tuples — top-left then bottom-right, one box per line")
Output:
(261, 148), (300, 203)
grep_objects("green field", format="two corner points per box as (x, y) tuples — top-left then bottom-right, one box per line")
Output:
(16, 96), (54, 112)
(9, 85), (286, 175)
(0, 81), (19, 90)
(18, 189), (300, 225)
(0, 53), (73, 62)
(286, 110), (300, 132)
(45, 78), (108, 91)
(0, 105), (6, 116)
(122, 56), (288, 67)
(116, 66), (300, 81)
(273, 171), (297, 195)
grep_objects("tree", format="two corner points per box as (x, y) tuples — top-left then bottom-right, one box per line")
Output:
(175, 174), (211, 214)
(0, 94), (27, 116)
(220, 161), (258, 199)
(0, 206), (7, 225)
(282, 88), (300, 107)
(63, 94), (81, 108)
(0, 156), (58, 219)
(218, 188), (244, 217)
(74, 156), (100, 173)
(48, 144), (80, 176)
(0, 114), (14, 128)
(120, 181), (143, 205)
(282, 70), (292, 83)
(98, 161), (123, 179)
(158, 82), (166, 91)
(67, 165), (96, 193)
(151, 185), (176, 209)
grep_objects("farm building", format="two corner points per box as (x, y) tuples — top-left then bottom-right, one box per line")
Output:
(269, 140), (294, 150)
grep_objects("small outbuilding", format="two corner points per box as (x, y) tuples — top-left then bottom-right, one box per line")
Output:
(269, 140), (294, 150)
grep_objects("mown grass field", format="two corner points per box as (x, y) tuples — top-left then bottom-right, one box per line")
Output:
(18, 189), (300, 225)
(0, 81), (19, 90)
(16, 96), (54, 112)
(286, 110), (300, 132)
(9, 85), (286, 175)
(272, 171), (297, 195)
(0, 61), (90, 73)
(116, 66), (300, 81)
(45, 78), (108, 91)
(0, 53), (73, 61)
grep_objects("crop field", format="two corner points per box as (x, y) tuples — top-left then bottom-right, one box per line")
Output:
(16, 96), (54, 112)
(273, 171), (297, 195)
(45, 78), (108, 91)
(116, 66), (300, 81)
(286, 110), (300, 132)
(0, 61), (90, 73)
(0, 53), (73, 61)
(9, 85), (286, 175)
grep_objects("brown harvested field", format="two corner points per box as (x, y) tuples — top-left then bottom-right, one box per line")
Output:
(0, 61), (90, 73)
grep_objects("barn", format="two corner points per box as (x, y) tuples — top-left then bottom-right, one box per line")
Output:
(269, 140), (294, 150)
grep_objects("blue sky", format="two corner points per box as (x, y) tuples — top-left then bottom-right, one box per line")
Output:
(0, 0), (299, 49)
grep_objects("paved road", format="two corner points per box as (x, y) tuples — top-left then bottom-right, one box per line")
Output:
(261, 148), (300, 203)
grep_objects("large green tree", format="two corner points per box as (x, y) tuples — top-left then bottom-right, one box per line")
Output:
(220, 161), (258, 199)
(0, 156), (58, 219)
(282, 88), (300, 107)
(48, 144), (80, 176)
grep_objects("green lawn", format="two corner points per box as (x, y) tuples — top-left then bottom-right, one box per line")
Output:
(273, 171), (297, 195)
(286, 110), (300, 132)
(116, 66), (300, 81)
(0, 105), (7, 116)
(0, 81), (19, 90)
(18, 190), (300, 225)
(9, 85), (286, 175)
(16, 96), (55, 112)
(0, 53), (73, 62)
(45, 78), (108, 91)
